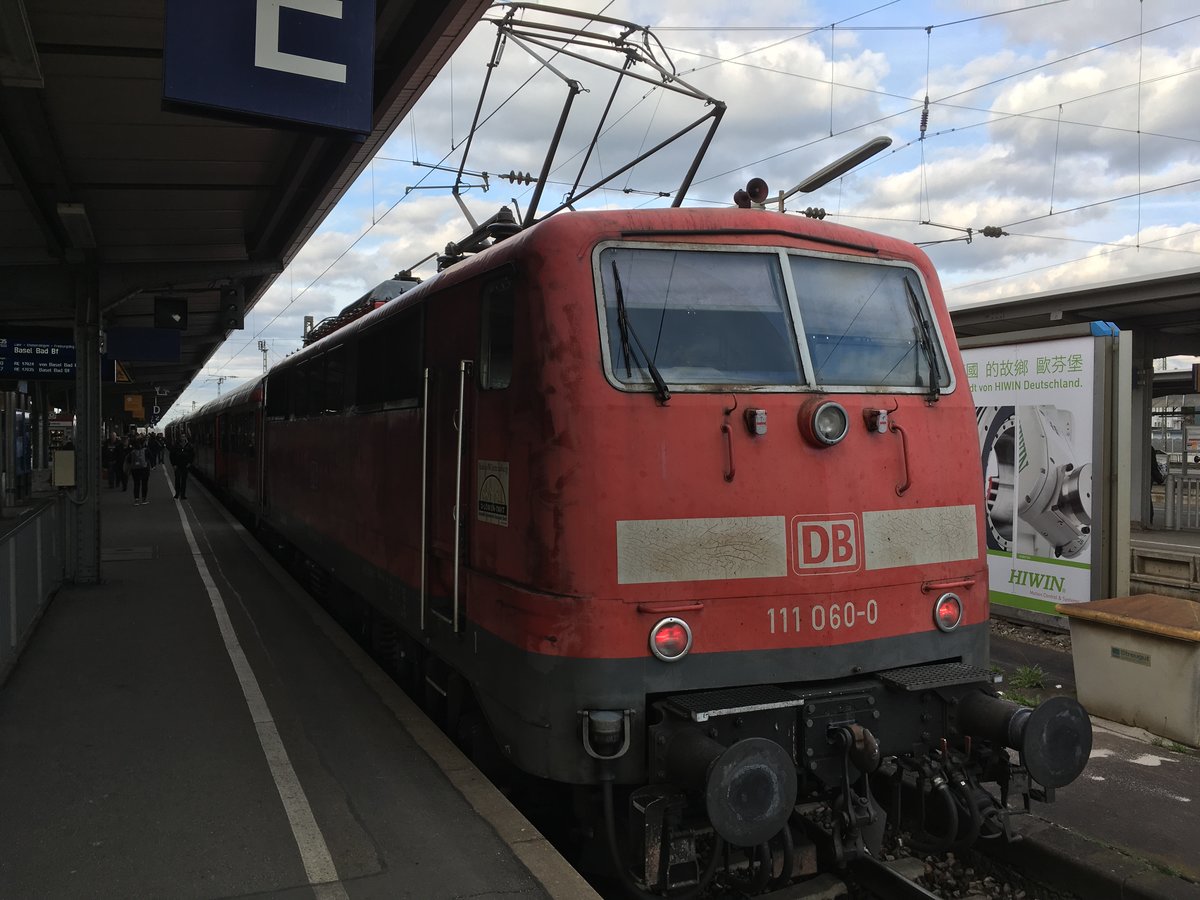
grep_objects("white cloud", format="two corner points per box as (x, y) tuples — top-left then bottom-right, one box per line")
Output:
(174, 0), (1200, 414)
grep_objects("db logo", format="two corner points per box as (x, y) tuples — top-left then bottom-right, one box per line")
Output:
(792, 515), (860, 574)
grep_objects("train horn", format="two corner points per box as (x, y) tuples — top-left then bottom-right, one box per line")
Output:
(746, 178), (769, 204)
(733, 178), (771, 209)
(663, 729), (796, 846)
(957, 692), (1092, 789)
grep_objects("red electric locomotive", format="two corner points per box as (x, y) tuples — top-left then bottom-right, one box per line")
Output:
(180, 205), (1091, 895)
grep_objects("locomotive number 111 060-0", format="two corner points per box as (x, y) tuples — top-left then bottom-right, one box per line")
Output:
(767, 599), (879, 634)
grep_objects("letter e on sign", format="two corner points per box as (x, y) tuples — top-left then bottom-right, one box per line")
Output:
(163, 0), (374, 134)
(792, 515), (860, 575)
(256, 0), (348, 83)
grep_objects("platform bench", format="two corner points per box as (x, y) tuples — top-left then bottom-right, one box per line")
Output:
(1057, 593), (1200, 748)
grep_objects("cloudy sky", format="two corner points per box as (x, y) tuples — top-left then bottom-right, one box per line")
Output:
(177, 0), (1200, 413)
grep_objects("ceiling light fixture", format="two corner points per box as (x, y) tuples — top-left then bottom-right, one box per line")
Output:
(56, 203), (97, 250)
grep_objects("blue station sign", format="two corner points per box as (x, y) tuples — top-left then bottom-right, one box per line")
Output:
(164, 0), (376, 134)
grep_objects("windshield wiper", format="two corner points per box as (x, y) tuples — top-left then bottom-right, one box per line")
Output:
(903, 276), (942, 403)
(611, 261), (670, 404)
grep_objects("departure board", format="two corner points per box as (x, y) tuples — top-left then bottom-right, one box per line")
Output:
(0, 330), (76, 379)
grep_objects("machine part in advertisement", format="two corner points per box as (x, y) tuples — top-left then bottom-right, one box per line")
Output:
(965, 336), (1100, 615)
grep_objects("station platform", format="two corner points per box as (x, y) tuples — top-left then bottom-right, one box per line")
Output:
(0, 467), (597, 900)
(4, 470), (1200, 900)
(990, 625), (1200, 899)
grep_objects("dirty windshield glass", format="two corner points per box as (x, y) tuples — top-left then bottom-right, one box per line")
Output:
(599, 248), (804, 387)
(790, 256), (949, 389)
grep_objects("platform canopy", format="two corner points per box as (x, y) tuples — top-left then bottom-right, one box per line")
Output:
(950, 267), (1200, 360)
(0, 0), (491, 426)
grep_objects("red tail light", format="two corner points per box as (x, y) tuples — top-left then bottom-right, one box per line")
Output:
(650, 617), (693, 662)
(933, 592), (963, 632)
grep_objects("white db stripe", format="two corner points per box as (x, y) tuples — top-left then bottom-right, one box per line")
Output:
(616, 516), (788, 584)
(862, 504), (978, 570)
(172, 487), (347, 898)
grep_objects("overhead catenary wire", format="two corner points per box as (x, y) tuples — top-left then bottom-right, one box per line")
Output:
(684, 8), (1200, 191)
(663, 1), (1200, 260)
(651, 2), (1070, 34)
(202, 0), (1200, 391)
(231, 2), (1200, 367)
(662, 42), (1200, 153)
(1049, 105), (1063, 216)
(946, 225), (1200, 298)
(210, 0), (626, 379)
(1137, 0), (1145, 248)
(681, 7), (1195, 260)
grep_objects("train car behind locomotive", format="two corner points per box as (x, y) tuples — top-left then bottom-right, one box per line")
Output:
(179, 205), (1091, 896)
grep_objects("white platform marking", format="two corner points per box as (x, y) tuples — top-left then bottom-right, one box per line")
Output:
(171, 479), (347, 898)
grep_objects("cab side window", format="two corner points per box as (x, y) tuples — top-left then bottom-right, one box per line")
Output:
(479, 277), (514, 390)
(357, 308), (423, 408)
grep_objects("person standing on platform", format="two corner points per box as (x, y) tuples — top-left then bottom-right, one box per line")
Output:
(129, 436), (150, 506)
(170, 435), (194, 500)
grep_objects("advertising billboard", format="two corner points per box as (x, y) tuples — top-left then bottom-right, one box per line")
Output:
(964, 335), (1105, 616)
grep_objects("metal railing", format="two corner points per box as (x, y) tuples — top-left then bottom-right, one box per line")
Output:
(1164, 474), (1200, 531)
(0, 495), (66, 684)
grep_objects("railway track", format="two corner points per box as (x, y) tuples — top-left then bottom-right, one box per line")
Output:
(846, 856), (947, 900)
(542, 803), (1083, 900)
(693, 842), (1080, 900)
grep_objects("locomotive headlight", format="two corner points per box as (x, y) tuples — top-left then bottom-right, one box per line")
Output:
(933, 592), (963, 632)
(649, 617), (693, 662)
(798, 398), (849, 448)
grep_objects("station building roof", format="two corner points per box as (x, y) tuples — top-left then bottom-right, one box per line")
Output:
(950, 266), (1200, 361)
(0, 0), (490, 425)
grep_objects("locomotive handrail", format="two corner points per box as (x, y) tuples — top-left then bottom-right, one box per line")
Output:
(890, 418), (912, 496)
(636, 601), (705, 614)
(420, 367), (430, 632)
(920, 576), (977, 594)
(453, 360), (472, 633)
(721, 422), (735, 482)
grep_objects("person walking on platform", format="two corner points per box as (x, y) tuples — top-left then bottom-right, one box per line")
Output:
(115, 437), (130, 492)
(170, 435), (194, 500)
(103, 437), (117, 488)
(147, 432), (162, 469)
(129, 436), (150, 505)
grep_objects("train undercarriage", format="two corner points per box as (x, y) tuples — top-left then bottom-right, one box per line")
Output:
(582, 668), (1091, 897)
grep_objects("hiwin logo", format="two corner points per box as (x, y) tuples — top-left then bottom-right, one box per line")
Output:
(1008, 569), (1066, 592)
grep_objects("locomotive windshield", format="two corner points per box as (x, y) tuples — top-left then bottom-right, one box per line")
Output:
(790, 255), (950, 391)
(599, 248), (804, 387)
(597, 245), (949, 392)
